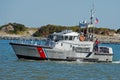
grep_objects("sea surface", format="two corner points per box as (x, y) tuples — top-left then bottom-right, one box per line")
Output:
(0, 40), (120, 80)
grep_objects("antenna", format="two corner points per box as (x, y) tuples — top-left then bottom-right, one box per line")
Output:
(90, 1), (95, 25)
(89, 1), (96, 41)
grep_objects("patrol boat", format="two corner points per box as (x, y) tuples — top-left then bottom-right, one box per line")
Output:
(10, 26), (113, 62)
(9, 9), (113, 62)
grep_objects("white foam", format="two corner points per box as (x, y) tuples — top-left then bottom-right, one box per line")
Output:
(112, 61), (120, 64)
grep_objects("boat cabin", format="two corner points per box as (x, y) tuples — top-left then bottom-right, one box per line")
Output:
(47, 30), (79, 42)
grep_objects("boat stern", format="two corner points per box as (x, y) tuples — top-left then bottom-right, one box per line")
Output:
(93, 46), (113, 62)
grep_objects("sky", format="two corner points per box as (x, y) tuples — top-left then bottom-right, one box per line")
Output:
(0, 0), (120, 29)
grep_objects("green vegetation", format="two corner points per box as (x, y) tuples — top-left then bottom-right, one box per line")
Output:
(33, 24), (80, 37)
(94, 27), (116, 35)
(117, 28), (120, 33)
(0, 23), (119, 37)
(33, 24), (117, 37)
(0, 23), (27, 34)
(10, 23), (27, 34)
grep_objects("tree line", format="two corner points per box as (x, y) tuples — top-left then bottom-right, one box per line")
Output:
(0, 23), (120, 37)
(33, 24), (118, 37)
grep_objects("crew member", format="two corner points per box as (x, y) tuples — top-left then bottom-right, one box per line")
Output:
(94, 38), (99, 51)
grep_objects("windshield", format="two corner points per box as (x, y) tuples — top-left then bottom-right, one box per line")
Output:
(48, 34), (77, 42)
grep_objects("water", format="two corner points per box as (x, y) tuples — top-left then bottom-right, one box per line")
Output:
(0, 40), (120, 80)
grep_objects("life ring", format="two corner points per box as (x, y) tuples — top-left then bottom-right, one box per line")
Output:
(79, 35), (85, 41)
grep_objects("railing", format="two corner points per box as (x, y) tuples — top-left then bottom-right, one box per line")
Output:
(10, 39), (56, 48)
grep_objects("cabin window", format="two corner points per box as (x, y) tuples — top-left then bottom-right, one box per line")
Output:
(48, 35), (53, 40)
(69, 36), (73, 40)
(59, 36), (63, 40)
(99, 47), (109, 53)
(65, 36), (68, 40)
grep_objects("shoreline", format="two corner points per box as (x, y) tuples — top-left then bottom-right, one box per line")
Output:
(0, 35), (120, 44)
(95, 34), (120, 44)
(100, 41), (120, 44)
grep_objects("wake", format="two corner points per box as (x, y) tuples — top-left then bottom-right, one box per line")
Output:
(112, 61), (120, 64)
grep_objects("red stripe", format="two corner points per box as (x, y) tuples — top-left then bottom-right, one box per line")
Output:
(37, 47), (46, 59)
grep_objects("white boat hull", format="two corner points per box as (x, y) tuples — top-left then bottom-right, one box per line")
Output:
(10, 42), (113, 62)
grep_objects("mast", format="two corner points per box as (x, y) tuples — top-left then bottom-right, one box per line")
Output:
(87, 3), (95, 41)
(90, 3), (95, 25)
(90, 9), (93, 24)
(79, 3), (95, 41)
